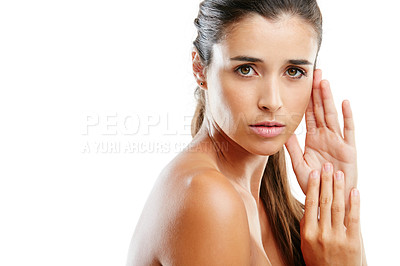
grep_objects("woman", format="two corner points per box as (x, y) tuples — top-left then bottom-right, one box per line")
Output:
(127, 0), (367, 265)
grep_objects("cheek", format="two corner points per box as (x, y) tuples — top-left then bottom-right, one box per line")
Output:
(218, 84), (249, 121)
(283, 84), (312, 125)
(207, 83), (239, 129)
(210, 77), (255, 131)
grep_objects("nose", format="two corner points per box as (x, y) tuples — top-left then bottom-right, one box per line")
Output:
(258, 77), (283, 112)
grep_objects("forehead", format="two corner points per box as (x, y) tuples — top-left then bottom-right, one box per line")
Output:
(215, 14), (318, 63)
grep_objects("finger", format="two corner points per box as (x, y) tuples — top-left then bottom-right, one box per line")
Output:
(305, 96), (316, 133)
(346, 188), (361, 239)
(284, 134), (303, 168)
(342, 100), (356, 146)
(305, 70), (320, 133)
(320, 80), (342, 136)
(304, 170), (320, 229)
(312, 70), (326, 128)
(284, 134), (308, 191)
(319, 162), (333, 229)
(331, 171), (345, 230)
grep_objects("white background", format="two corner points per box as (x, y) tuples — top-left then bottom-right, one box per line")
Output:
(0, 0), (399, 265)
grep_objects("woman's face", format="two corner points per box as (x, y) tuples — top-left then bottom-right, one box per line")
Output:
(204, 14), (319, 155)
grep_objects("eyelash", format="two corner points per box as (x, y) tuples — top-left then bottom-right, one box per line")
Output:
(286, 67), (307, 79)
(234, 64), (257, 78)
(234, 64), (307, 79)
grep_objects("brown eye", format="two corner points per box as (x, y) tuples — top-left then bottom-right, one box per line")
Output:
(286, 67), (305, 79)
(287, 68), (297, 76)
(236, 65), (255, 77)
(240, 66), (251, 75)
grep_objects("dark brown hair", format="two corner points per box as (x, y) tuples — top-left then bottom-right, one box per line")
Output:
(191, 0), (323, 265)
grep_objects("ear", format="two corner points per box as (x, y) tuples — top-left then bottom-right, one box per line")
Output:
(192, 47), (207, 89)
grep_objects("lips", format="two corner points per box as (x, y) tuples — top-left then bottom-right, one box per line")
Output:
(249, 121), (285, 138)
(249, 121), (285, 127)
(249, 125), (285, 138)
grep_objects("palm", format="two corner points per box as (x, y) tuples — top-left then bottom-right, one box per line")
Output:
(304, 127), (355, 167)
(285, 69), (357, 210)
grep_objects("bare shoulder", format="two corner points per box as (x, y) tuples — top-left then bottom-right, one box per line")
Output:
(159, 168), (252, 266)
(127, 152), (252, 266)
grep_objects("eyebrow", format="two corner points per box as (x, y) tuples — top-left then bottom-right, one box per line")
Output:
(288, 59), (313, 65)
(230, 56), (264, 63)
(230, 56), (313, 65)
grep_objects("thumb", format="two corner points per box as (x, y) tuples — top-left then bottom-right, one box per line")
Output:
(285, 134), (308, 193)
(285, 134), (304, 172)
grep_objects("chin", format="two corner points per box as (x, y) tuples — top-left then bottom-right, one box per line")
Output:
(246, 141), (284, 156)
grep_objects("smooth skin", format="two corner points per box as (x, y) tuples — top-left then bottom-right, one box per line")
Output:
(127, 14), (367, 265)
(286, 68), (367, 264)
(285, 69), (358, 213)
(301, 164), (363, 265)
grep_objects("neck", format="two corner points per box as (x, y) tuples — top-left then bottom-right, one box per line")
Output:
(191, 115), (270, 204)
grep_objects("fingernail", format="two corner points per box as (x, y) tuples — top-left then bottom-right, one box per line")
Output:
(312, 170), (319, 179)
(352, 188), (359, 197)
(324, 163), (331, 172)
(335, 171), (343, 181)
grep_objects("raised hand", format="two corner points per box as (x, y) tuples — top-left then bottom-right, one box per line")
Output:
(300, 163), (362, 265)
(285, 69), (357, 211)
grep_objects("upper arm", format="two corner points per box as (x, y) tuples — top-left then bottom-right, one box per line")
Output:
(162, 171), (251, 266)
